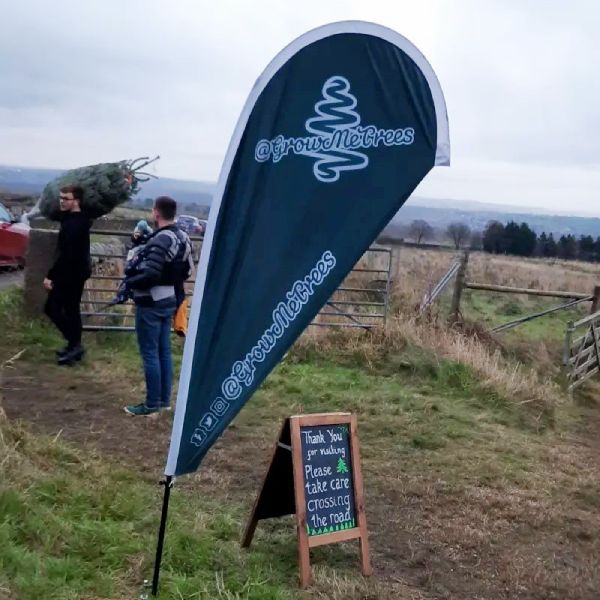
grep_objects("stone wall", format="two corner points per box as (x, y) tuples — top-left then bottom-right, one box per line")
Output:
(24, 228), (57, 317)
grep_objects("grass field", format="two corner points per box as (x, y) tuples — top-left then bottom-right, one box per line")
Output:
(390, 247), (595, 368)
(1, 246), (600, 599)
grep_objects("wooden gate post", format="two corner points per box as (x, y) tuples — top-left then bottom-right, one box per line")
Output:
(591, 285), (600, 314)
(389, 241), (402, 284)
(563, 321), (574, 367)
(449, 251), (469, 323)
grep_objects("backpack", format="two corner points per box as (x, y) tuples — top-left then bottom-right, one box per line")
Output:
(150, 225), (194, 286)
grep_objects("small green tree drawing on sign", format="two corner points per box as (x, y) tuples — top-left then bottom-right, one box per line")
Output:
(336, 458), (349, 474)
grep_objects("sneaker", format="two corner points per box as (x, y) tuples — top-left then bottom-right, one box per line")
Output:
(57, 345), (85, 366)
(159, 405), (172, 412)
(55, 346), (69, 358)
(124, 403), (160, 417)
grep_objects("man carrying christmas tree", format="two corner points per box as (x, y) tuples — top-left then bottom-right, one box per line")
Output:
(44, 185), (92, 366)
(123, 196), (193, 417)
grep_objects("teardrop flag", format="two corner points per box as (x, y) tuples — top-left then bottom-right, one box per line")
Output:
(166, 21), (450, 476)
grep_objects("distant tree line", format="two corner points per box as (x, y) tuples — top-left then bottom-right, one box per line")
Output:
(407, 219), (479, 250)
(401, 218), (600, 262)
(483, 220), (600, 261)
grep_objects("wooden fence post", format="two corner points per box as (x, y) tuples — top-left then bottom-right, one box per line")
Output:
(563, 321), (574, 366)
(389, 241), (402, 284)
(591, 286), (600, 314)
(449, 251), (469, 323)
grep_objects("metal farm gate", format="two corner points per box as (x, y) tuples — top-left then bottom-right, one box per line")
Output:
(82, 229), (391, 332)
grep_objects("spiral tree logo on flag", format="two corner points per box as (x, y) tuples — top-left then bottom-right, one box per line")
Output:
(255, 75), (415, 182)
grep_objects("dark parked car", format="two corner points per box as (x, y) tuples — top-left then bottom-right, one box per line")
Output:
(0, 202), (29, 268)
(176, 215), (206, 236)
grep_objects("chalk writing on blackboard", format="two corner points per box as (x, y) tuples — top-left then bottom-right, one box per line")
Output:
(300, 424), (357, 536)
(242, 413), (372, 589)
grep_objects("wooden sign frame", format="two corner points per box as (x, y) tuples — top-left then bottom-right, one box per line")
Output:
(242, 412), (371, 588)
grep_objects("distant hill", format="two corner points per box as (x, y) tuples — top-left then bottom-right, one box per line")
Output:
(403, 196), (582, 216)
(2, 164), (599, 238)
(0, 165), (214, 208)
(391, 198), (600, 238)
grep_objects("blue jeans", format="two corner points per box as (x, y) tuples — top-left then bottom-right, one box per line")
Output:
(135, 301), (176, 408)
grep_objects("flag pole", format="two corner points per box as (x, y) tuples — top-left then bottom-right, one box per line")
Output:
(152, 475), (174, 596)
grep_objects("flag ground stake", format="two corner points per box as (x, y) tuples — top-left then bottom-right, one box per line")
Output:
(152, 476), (174, 596)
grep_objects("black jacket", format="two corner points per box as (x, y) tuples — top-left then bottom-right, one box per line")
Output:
(125, 225), (193, 291)
(47, 212), (92, 282)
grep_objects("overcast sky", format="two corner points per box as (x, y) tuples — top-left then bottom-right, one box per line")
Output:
(0, 0), (598, 215)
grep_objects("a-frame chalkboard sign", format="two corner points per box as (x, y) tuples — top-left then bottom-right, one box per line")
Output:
(242, 412), (371, 588)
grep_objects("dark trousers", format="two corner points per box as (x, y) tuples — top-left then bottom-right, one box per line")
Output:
(44, 278), (86, 348)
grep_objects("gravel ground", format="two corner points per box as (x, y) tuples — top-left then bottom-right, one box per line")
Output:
(0, 269), (24, 290)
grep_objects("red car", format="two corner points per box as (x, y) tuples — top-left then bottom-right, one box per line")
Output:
(0, 202), (29, 268)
